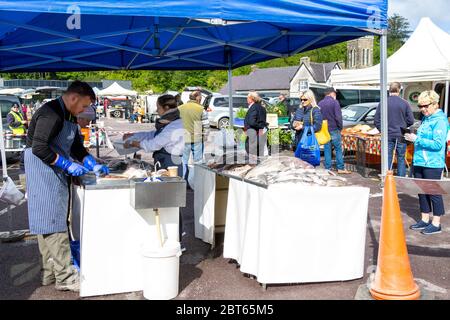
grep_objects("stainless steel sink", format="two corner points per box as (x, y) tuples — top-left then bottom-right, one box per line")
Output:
(130, 177), (186, 209)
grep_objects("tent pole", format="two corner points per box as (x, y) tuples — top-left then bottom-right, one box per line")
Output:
(0, 108), (8, 180)
(380, 31), (389, 176)
(445, 80), (449, 117)
(227, 51), (234, 128)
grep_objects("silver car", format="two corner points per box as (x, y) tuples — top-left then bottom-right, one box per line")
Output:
(342, 102), (378, 128)
(203, 95), (275, 129)
(203, 95), (249, 129)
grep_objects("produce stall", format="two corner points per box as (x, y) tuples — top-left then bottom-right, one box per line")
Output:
(71, 160), (186, 297)
(341, 125), (416, 177)
(194, 155), (370, 286)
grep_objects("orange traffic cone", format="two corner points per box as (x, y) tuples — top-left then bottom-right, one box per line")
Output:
(369, 171), (421, 300)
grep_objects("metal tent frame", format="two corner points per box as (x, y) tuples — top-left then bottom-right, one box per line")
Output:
(0, 0), (389, 174)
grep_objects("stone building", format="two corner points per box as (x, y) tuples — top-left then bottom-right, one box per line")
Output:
(347, 36), (374, 69)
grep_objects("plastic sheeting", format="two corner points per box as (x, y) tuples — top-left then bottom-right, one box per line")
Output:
(0, 0), (387, 72)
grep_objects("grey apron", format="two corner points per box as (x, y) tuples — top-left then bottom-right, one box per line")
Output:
(25, 98), (79, 235)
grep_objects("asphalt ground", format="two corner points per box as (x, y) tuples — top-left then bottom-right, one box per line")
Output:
(0, 117), (449, 300)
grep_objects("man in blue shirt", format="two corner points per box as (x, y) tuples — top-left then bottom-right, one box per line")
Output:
(374, 82), (415, 177)
(319, 88), (350, 174)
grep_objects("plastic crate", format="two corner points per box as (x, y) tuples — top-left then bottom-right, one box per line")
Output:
(234, 118), (245, 127)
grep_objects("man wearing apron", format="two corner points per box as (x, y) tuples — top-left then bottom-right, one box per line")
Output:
(122, 94), (185, 240)
(25, 81), (109, 292)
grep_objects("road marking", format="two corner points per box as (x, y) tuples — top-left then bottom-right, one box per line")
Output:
(414, 278), (448, 294)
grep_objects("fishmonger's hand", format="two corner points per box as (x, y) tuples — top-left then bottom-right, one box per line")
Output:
(83, 155), (110, 177)
(123, 133), (135, 141)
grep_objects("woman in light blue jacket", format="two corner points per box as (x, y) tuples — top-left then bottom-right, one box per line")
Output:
(405, 90), (448, 235)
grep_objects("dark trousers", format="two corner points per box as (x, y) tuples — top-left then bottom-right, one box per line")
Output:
(413, 166), (445, 216)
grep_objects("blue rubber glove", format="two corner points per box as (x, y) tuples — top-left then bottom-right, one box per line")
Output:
(83, 155), (109, 176)
(54, 155), (89, 176)
(93, 164), (110, 177)
(83, 155), (97, 171)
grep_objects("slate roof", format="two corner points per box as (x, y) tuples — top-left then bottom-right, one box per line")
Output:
(220, 62), (340, 94)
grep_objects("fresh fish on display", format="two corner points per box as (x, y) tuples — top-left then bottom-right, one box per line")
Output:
(222, 164), (254, 178)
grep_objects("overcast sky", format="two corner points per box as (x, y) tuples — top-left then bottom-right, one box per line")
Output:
(389, 0), (450, 32)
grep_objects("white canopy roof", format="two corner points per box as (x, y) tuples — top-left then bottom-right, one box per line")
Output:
(98, 82), (137, 97)
(0, 88), (25, 95)
(330, 18), (450, 85)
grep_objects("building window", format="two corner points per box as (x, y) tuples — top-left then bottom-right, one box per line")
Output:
(299, 80), (309, 93)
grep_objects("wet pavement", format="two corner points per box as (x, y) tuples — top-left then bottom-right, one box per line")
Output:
(1, 117), (449, 300)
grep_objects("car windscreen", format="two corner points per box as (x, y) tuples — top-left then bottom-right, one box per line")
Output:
(342, 105), (370, 122)
(0, 99), (17, 116)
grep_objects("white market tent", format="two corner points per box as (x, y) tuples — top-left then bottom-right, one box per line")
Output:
(330, 18), (450, 84)
(98, 82), (137, 97)
(0, 88), (25, 95)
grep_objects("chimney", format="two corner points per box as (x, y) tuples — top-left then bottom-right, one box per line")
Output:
(300, 57), (311, 68)
(250, 65), (258, 73)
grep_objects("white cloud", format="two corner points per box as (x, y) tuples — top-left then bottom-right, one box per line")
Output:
(389, 0), (450, 32)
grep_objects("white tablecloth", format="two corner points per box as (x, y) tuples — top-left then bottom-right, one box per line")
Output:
(73, 186), (179, 297)
(194, 166), (217, 246)
(223, 179), (370, 284)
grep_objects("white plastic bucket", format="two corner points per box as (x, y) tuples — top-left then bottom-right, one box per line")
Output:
(142, 240), (182, 300)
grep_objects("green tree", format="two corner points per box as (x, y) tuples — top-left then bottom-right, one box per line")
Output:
(388, 13), (412, 51)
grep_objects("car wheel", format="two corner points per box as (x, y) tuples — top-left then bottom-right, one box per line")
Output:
(218, 117), (230, 129)
(112, 110), (122, 118)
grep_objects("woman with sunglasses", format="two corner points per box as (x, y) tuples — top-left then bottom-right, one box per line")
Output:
(405, 90), (448, 235)
(292, 90), (323, 149)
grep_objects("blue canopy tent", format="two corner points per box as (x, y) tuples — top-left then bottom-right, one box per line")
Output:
(0, 0), (390, 175)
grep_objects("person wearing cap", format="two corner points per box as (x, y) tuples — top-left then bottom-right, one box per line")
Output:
(178, 90), (205, 181)
(318, 88), (350, 174)
(7, 103), (27, 135)
(77, 105), (97, 145)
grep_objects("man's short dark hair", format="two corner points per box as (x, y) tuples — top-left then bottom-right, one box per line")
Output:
(324, 87), (337, 95)
(157, 94), (178, 109)
(389, 82), (402, 94)
(66, 80), (96, 102)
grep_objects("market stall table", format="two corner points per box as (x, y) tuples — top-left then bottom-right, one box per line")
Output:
(341, 131), (418, 176)
(71, 174), (185, 297)
(194, 164), (370, 286)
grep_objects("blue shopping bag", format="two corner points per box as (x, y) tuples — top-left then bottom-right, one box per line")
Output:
(294, 125), (321, 167)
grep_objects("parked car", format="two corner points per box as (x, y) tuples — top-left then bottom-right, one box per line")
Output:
(0, 94), (23, 130)
(203, 95), (249, 129)
(0, 94), (26, 160)
(180, 87), (217, 105)
(203, 94), (274, 129)
(308, 85), (381, 108)
(341, 103), (378, 128)
(108, 98), (132, 118)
